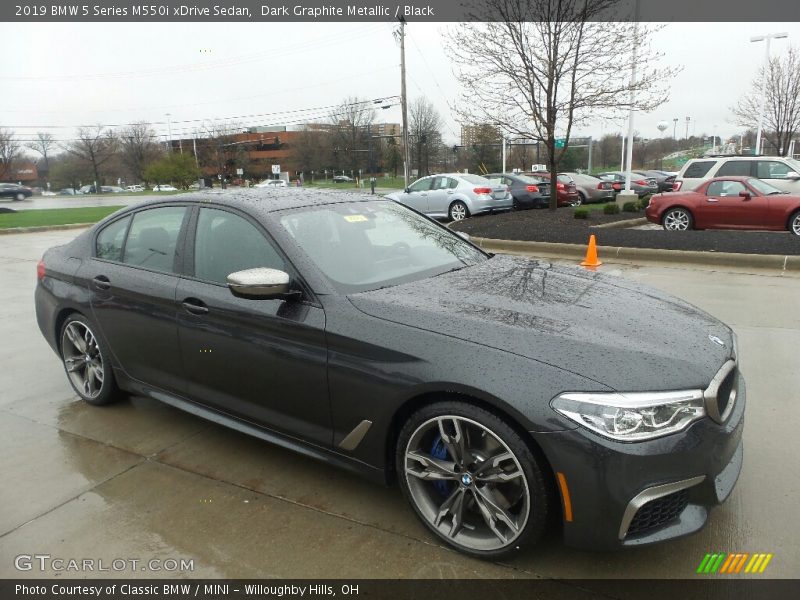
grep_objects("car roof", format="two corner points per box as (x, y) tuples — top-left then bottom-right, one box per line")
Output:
(117, 188), (378, 215)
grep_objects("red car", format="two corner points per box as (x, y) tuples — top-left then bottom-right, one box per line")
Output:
(646, 176), (800, 235)
(525, 172), (581, 207)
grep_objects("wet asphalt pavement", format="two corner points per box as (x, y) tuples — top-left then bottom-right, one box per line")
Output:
(0, 229), (798, 579)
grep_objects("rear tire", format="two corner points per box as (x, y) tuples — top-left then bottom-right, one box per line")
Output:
(449, 201), (469, 222)
(662, 207), (693, 231)
(396, 400), (550, 559)
(576, 192), (586, 206)
(14, 193), (26, 201)
(790, 211), (800, 236)
(59, 314), (122, 406)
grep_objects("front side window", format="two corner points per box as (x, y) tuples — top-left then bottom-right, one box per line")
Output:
(95, 216), (131, 262)
(279, 201), (486, 293)
(122, 206), (187, 273)
(707, 181), (746, 197)
(756, 160), (791, 179)
(194, 208), (285, 284)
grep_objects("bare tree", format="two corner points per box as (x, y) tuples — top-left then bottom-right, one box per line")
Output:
(119, 122), (162, 183)
(409, 97), (444, 177)
(0, 128), (20, 181)
(196, 121), (243, 187)
(64, 126), (118, 192)
(732, 46), (800, 156)
(447, 0), (680, 208)
(329, 96), (376, 176)
(290, 126), (333, 177)
(26, 132), (56, 177)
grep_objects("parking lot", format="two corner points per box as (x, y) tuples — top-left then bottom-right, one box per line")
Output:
(0, 193), (178, 211)
(0, 228), (798, 579)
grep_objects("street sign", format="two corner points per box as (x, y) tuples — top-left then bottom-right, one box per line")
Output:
(236, 168), (243, 175)
(272, 164), (281, 175)
(555, 138), (566, 149)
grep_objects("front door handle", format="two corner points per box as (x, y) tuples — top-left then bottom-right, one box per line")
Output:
(92, 275), (111, 290)
(182, 298), (209, 315)
(706, 198), (719, 203)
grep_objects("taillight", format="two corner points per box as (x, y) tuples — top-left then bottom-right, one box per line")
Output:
(673, 181), (683, 191)
(473, 187), (492, 195)
(526, 185), (539, 193)
(635, 179), (648, 186)
(37, 260), (46, 281)
(612, 182), (622, 190)
(556, 182), (565, 190)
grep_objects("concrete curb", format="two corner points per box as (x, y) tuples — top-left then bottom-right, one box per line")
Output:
(0, 223), (92, 235)
(471, 236), (800, 272)
(591, 217), (648, 229)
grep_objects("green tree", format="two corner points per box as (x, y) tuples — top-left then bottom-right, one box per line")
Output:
(144, 153), (200, 189)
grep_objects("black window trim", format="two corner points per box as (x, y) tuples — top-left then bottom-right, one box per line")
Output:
(91, 202), (193, 276)
(183, 204), (318, 306)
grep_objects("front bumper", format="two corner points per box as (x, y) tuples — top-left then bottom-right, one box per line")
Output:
(531, 373), (745, 550)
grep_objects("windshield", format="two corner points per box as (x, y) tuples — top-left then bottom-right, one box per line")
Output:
(279, 201), (487, 293)
(785, 158), (800, 173)
(747, 178), (783, 195)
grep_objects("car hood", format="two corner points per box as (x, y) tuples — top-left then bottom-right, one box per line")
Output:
(348, 255), (733, 391)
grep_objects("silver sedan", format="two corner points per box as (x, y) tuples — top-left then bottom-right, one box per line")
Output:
(385, 173), (513, 221)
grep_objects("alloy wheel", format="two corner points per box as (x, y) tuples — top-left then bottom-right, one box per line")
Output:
(61, 321), (104, 399)
(792, 213), (800, 236)
(404, 415), (530, 552)
(449, 202), (467, 221)
(664, 209), (690, 231)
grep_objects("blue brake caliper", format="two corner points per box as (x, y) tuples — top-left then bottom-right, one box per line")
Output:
(430, 434), (453, 497)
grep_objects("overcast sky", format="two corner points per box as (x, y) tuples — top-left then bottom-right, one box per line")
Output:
(2, 21), (799, 150)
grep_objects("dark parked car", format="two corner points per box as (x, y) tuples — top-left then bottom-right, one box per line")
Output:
(598, 172), (657, 198)
(485, 173), (551, 209)
(635, 170), (673, 193)
(646, 176), (800, 234)
(333, 175), (353, 183)
(524, 172), (581, 206)
(0, 183), (33, 201)
(35, 190), (744, 558)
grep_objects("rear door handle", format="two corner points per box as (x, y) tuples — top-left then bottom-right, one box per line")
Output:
(92, 275), (111, 290)
(182, 298), (209, 315)
(707, 198), (719, 203)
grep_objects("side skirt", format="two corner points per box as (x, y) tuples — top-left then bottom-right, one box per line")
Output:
(115, 369), (387, 485)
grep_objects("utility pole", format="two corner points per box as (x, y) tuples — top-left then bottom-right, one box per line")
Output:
(166, 113), (173, 153)
(398, 16), (411, 188)
(587, 136), (593, 172)
(623, 0), (640, 193)
(751, 32), (788, 156)
(502, 135), (506, 173)
(672, 118), (678, 140)
(685, 116), (691, 140)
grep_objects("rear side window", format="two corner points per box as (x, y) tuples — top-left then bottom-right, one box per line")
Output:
(716, 161), (753, 177)
(194, 208), (285, 285)
(683, 161), (716, 178)
(95, 216), (131, 262)
(122, 206), (187, 273)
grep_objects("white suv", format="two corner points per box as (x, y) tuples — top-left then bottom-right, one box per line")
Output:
(674, 156), (800, 193)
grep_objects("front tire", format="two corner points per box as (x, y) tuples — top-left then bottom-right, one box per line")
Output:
(59, 314), (122, 405)
(396, 401), (550, 559)
(15, 193), (26, 201)
(790, 210), (800, 236)
(448, 201), (469, 222)
(662, 207), (693, 231)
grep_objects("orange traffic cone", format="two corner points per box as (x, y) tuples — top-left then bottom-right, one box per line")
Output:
(580, 234), (603, 268)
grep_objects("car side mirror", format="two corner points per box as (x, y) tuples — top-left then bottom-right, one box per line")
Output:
(738, 191), (752, 200)
(786, 171), (800, 180)
(227, 268), (297, 300)
(456, 231), (471, 241)
(404, 187), (411, 194)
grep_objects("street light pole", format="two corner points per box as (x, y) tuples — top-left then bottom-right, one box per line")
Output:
(672, 118), (678, 139)
(165, 113), (173, 153)
(397, 17), (411, 188)
(751, 32), (788, 156)
(623, 0), (640, 193)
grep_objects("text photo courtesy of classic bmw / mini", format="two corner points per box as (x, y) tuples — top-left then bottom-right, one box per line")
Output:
(1, 0), (800, 598)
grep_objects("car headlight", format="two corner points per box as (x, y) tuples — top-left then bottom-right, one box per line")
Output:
(551, 390), (706, 442)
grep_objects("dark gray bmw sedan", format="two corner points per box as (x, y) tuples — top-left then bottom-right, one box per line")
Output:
(35, 189), (744, 558)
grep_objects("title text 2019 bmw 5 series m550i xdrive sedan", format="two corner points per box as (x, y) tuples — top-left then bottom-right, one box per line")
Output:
(35, 189), (744, 559)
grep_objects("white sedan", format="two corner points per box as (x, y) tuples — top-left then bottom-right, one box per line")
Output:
(255, 179), (288, 188)
(152, 184), (178, 192)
